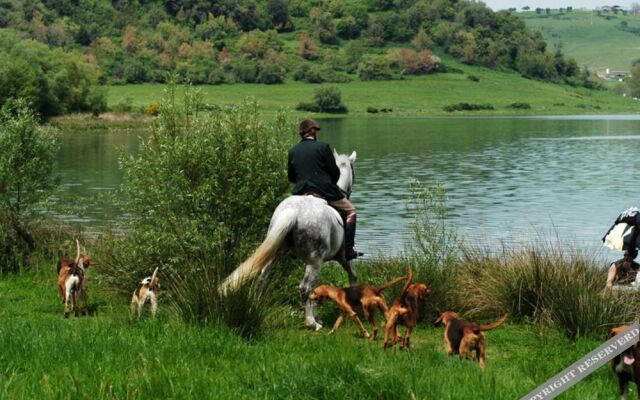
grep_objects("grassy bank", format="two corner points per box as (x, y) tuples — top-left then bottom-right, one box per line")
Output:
(104, 57), (639, 119)
(0, 265), (627, 399)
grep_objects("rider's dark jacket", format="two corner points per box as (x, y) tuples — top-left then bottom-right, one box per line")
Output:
(288, 138), (344, 201)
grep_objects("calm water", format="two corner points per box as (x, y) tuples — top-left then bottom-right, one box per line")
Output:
(56, 116), (640, 261)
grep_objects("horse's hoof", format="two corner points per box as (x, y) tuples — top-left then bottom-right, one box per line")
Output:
(305, 321), (322, 331)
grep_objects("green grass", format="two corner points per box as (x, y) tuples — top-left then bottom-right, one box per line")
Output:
(522, 10), (640, 71)
(0, 266), (631, 399)
(104, 55), (640, 119)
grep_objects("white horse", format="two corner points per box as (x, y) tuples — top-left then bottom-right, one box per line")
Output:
(220, 150), (358, 330)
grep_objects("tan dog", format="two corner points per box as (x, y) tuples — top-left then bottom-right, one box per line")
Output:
(383, 269), (431, 349)
(56, 240), (90, 318)
(131, 268), (160, 318)
(308, 276), (406, 339)
(434, 311), (508, 369)
(610, 325), (640, 400)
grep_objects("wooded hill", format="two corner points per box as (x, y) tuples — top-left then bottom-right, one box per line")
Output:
(0, 0), (593, 93)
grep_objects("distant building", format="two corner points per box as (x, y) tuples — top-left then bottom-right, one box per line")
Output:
(598, 68), (630, 80)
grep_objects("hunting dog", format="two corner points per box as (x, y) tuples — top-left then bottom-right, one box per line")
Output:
(57, 240), (90, 318)
(308, 276), (407, 339)
(131, 268), (160, 318)
(610, 324), (640, 400)
(383, 269), (431, 349)
(434, 311), (508, 369)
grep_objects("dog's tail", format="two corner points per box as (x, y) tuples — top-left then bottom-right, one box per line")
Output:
(399, 268), (414, 300)
(150, 267), (159, 288)
(375, 276), (407, 293)
(70, 239), (82, 276)
(478, 314), (509, 331)
(219, 208), (297, 294)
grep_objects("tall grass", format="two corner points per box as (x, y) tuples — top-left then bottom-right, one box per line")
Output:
(457, 242), (640, 339)
(166, 265), (281, 340)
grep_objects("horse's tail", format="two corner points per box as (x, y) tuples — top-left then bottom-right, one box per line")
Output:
(219, 208), (297, 294)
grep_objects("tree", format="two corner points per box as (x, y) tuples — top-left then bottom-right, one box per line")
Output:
(267, 0), (290, 29)
(0, 100), (59, 270)
(628, 64), (640, 98)
(298, 32), (318, 60)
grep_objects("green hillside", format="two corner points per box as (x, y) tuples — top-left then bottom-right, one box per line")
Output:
(522, 10), (640, 72)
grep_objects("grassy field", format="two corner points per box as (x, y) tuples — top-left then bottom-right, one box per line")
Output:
(522, 10), (640, 72)
(104, 55), (640, 119)
(0, 264), (630, 399)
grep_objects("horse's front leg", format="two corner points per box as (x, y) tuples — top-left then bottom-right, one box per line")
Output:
(339, 260), (358, 286)
(299, 261), (322, 331)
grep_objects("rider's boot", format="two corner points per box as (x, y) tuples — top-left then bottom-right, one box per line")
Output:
(345, 213), (361, 261)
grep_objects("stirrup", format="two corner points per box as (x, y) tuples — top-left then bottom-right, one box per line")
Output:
(346, 250), (363, 261)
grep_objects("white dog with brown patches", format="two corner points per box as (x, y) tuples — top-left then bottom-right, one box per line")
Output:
(131, 268), (160, 318)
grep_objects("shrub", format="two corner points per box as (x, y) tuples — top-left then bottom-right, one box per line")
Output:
(443, 102), (494, 112)
(297, 86), (348, 113)
(102, 84), (292, 295)
(366, 107), (378, 113)
(112, 96), (135, 113)
(358, 58), (392, 81)
(144, 103), (161, 116)
(507, 102), (531, 110)
(388, 48), (441, 75)
(297, 32), (318, 60)
(293, 64), (351, 84)
(467, 75), (480, 82)
(0, 100), (59, 272)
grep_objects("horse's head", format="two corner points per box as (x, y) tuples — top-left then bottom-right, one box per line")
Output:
(333, 150), (356, 199)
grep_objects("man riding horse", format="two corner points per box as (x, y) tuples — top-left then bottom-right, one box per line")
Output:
(288, 119), (360, 260)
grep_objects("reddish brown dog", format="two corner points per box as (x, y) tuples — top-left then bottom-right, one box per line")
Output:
(383, 269), (431, 349)
(308, 276), (407, 339)
(610, 324), (640, 400)
(56, 240), (91, 318)
(434, 311), (508, 369)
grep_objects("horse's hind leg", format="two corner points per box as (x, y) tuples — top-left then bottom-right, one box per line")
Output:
(299, 261), (322, 331)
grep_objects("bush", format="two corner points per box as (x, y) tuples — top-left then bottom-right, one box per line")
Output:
(387, 49), (441, 75)
(358, 58), (392, 81)
(293, 64), (351, 84)
(366, 107), (379, 113)
(112, 96), (135, 113)
(144, 103), (161, 116)
(296, 86), (348, 113)
(443, 102), (494, 112)
(507, 102), (531, 110)
(102, 84), (291, 299)
(0, 100), (59, 272)
(467, 75), (480, 82)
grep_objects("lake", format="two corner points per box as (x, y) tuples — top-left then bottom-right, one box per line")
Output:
(56, 115), (640, 262)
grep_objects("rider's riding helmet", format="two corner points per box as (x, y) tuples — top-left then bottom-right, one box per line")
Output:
(299, 119), (320, 137)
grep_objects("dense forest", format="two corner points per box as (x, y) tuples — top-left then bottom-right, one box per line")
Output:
(0, 0), (594, 115)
